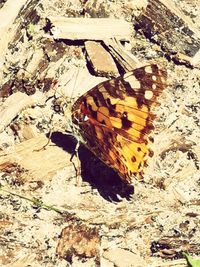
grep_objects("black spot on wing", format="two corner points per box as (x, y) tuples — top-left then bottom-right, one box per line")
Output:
(103, 80), (120, 98)
(121, 116), (132, 130)
(88, 87), (107, 107)
(149, 149), (154, 157)
(121, 112), (132, 130)
(131, 156), (136, 162)
(93, 95), (100, 107)
(106, 98), (116, 111)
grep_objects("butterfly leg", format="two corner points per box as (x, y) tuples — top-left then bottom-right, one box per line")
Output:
(70, 140), (82, 186)
(33, 128), (53, 152)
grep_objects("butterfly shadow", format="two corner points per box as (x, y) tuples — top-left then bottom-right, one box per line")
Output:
(50, 132), (134, 202)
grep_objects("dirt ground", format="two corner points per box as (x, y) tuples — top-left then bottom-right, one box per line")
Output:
(0, 0), (200, 267)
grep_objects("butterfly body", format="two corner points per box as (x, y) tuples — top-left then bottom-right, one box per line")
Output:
(71, 64), (167, 183)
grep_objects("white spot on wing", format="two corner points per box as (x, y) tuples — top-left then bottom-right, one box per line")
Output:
(152, 84), (156, 90)
(83, 115), (89, 121)
(144, 90), (153, 100)
(145, 66), (153, 73)
(152, 75), (157, 81)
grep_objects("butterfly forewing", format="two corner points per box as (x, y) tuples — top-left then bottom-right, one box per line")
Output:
(71, 64), (167, 183)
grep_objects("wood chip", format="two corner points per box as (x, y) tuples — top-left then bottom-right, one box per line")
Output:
(0, 91), (47, 135)
(19, 124), (39, 141)
(0, 92), (34, 133)
(57, 66), (107, 99)
(105, 39), (143, 71)
(56, 219), (100, 261)
(151, 237), (200, 258)
(49, 17), (132, 41)
(85, 41), (119, 77)
(135, 0), (200, 66)
(0, 134), (74, 182)
(25, 48), (45, 77)
(0, 0), (38, 82)
(148, 258), (187, 266)
(6, 254), (36, 267)
(103, 248), (145, 267)
(0, 0), (28, 71)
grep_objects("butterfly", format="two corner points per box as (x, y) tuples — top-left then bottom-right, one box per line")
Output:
(71, 64), (167, 183)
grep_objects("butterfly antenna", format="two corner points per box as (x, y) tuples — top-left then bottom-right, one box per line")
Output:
(70, 139), (82, 185)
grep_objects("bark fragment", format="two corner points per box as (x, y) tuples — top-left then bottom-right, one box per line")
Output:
(135, 0), (200, 66)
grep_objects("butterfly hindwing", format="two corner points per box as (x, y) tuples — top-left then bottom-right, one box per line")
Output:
(71, 64), (167, 183)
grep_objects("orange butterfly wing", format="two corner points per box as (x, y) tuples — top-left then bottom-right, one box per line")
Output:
(71, 64), (167, 183)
